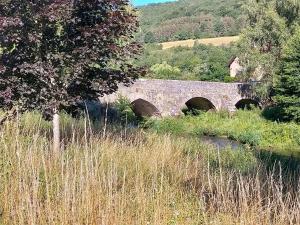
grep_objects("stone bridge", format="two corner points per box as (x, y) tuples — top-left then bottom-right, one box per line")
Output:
(100, 79), (258, 117)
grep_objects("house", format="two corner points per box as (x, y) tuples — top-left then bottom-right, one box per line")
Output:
(228, 57), (243, 78)
(228, 57), (264, 81)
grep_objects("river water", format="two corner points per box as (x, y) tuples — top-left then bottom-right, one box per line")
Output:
(200, 136), (243, 150)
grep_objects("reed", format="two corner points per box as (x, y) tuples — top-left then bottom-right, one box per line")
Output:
(0, 114), (299, 224)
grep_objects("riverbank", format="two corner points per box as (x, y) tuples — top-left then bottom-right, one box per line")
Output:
(146, 109), (300, 158)
(0, 113), (299, 224)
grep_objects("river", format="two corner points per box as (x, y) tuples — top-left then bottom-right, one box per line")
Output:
(200, 135), (244, 150)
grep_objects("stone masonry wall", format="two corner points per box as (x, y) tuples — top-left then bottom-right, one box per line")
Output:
(100, 79), (255, 117)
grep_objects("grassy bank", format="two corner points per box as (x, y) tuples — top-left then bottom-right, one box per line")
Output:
(147, 109), (300, 158)
(0, 113), (299, 224)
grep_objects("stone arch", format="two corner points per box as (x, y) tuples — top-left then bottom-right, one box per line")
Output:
(184, 97), (216, 113)
(131, 98), (161, 117)
(235, 99), (260, 110)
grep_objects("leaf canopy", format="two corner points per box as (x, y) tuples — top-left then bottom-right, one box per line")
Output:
(0, 0), (144, 119)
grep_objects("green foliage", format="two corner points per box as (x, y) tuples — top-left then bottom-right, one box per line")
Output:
(174, 136), (258, 173)
(114, 96), (137, 125)
(224, 76), (238, 83)
(182, 107), (203, 116)
(238, 2), (288, 81)
(149, 110), (300, 158)
(146, 117), (189, 135)
(275, 0), (300, 27)
(144, 31), (156, 43)
(274, 27), (300, 122)
(232, 130), (261, 146)
(138, 0), (246, 42)
(237, 0), (300, 103)
(137, 43), (237, 81)
(150, 62), (181, 79)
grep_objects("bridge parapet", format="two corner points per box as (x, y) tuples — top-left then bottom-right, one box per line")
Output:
(100, 79), (258, 117)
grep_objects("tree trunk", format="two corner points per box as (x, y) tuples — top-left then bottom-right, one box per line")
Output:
(53, 112), (60, 153)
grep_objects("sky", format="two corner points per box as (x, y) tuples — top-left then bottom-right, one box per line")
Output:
(132, 0), (177, 6)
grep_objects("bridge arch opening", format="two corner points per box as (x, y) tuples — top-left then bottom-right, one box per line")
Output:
(183, 97), (216, 115)
(131, 98), (161, 117)
(235, 99), (260, 110)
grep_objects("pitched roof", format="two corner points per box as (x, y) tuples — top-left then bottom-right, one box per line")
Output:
(228, 56), (238, 67)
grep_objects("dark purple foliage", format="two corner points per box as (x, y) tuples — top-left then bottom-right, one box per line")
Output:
(0, 0), (144, 120)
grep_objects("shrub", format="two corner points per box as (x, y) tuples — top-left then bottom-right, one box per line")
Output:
(150, 62), (181, 79)
(236, 130), (261, 146)
(114, 96), (137, 125)
(149, 117), (188, 135)
(224, 76), (238, 83)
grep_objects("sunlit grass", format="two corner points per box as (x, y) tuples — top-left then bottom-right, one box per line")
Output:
(0, 113), (299, 224)
(148, 109), (300, 157)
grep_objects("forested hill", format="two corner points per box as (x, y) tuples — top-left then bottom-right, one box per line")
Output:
(138, 0), (246, 43)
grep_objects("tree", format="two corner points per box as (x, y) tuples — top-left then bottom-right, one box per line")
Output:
(144, 31), (156, 43)
(237, 0), (299, 105)
(276, 0), (300, 27)
(214, 20), (225, 36)
(238, 4), (287, 80)
(274, 27), (300, 122)
(150, 62), (181, 79)
(237, 0), (300, 105)
(0, 0), (144, 152)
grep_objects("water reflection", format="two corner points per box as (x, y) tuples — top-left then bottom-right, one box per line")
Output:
(200, 136), (243, 150)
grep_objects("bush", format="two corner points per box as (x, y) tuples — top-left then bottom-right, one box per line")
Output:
(114, 96), (137, 125)
(150, 62), (181, 79)
(224, 76), (238, 83)
(236, 130), (261, 146)
(148, 117), (188, 135)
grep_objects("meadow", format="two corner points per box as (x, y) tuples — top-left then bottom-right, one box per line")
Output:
(0, 112), (299, 224)
(160, 36), (239, 49)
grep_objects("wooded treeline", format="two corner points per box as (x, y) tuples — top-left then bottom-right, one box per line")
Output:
(138, 0), (246, 43)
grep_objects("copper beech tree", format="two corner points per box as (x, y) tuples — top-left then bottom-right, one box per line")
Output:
(0, 0), (143, 152)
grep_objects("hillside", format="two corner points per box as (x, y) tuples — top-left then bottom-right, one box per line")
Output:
(138, 0), (246, 43)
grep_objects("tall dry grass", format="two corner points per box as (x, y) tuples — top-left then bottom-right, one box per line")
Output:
(0, 115), (299, 224)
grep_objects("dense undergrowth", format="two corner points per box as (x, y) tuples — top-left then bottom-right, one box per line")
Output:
(136, 43), (237, 82)
(0, 112), (299, 224)
(147, 109), (300, 158)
